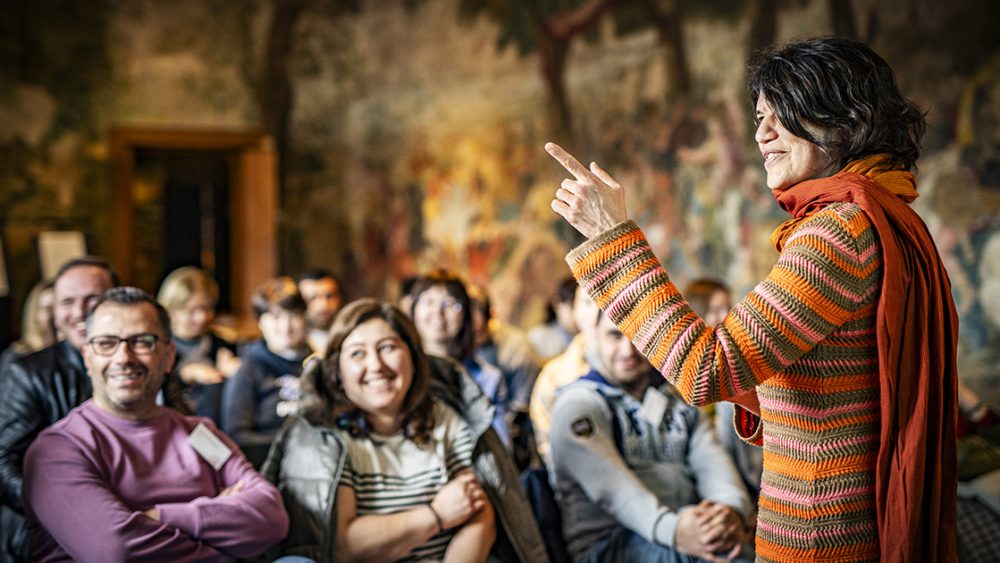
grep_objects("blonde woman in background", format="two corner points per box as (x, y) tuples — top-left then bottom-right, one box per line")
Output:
(158, 266), (240, 424)
(0, 280), (56, 375)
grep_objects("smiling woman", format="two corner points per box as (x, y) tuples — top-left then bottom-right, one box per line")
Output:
(547, 37), (960, 562)
(262, 299), (496, 563)
(754, 95), (838, 193)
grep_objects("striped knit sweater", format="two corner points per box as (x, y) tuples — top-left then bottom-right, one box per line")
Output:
(567, 203), (883, 562)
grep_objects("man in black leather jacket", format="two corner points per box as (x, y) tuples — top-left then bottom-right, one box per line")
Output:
(0, 257), (118, 562)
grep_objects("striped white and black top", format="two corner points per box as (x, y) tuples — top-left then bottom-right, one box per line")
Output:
(340, 400), (476, 561)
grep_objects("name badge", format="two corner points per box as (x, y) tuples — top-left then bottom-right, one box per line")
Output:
(640, 388), (668, 426)
(187, 423), (232, 470)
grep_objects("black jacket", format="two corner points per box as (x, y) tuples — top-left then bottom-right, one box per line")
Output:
(0, 341), (89, 562)
(0, 341), (90, 513)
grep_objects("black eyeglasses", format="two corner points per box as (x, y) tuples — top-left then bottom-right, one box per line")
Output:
(87, 334), (160, 356)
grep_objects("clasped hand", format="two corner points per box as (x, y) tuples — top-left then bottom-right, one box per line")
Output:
(546, 142), (629, 239)
(429, 469), (487, 530)
(675, 499), (748, 562)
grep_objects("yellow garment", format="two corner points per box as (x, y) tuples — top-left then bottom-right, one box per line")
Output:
(529, 334), (589, 466)
(841, 155), (918, 202)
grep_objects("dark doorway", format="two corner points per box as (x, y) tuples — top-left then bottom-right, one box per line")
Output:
(134, 149), (233, 313)
(110, 127), (277, 333)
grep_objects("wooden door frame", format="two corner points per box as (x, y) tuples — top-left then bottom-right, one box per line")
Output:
(109, 126), (278, 327)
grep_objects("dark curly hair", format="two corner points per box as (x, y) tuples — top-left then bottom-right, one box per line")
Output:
(748, 36), (927, 171)
(300, 298), (435, 446)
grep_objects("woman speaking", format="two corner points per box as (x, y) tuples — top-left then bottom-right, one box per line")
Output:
(547, 37), (959, 562)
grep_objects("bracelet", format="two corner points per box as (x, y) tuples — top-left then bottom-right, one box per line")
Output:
(427, 503), (444, 534)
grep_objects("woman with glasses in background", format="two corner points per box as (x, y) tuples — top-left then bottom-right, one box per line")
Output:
(409, 270), (511, 446)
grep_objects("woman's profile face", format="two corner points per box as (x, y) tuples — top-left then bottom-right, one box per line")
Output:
(338, 317), (415, 422)
(412, 284), (464, 349)
(754, 94), (837, 194)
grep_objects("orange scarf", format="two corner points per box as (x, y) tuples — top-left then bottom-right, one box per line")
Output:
(769, 155), (918, 250)
(770, 154), (959, 562)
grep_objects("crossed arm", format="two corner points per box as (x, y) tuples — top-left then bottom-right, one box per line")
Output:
(23, 431), (288, 561)
(334, 469), (495, 563)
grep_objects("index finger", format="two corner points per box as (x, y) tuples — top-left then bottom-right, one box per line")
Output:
(545, 142), (591, 181)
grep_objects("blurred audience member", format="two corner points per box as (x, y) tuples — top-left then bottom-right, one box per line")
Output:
(0, 256), (118, 561)
(297, 269), (343, 355)
(0, 280), (56, 376)
(530, 286), (599, 466)
(158, 266), (240, 425)
(528, 276), (579, 362)
(953, 381), (1000, 560)
(468, 284), (541, 411)
(685, 278), (734, 330)
(410, 270), (511, 446)
(469, 284), (542, 469)
(397, 275), (419, 319)
(957, 381), (1000, 481)
(221, 276), (309, 467)
(686, 278), (764, 499)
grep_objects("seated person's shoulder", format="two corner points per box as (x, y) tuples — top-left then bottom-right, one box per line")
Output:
(424, 401), (476, 462)
(30, 409), (85, 446)
(175, 411), (227, 436)
(25, 405), (108, 465)
(3, 344), (61, 378)
(269, 417), (344, 481)
(431, 397), (461, 422)
(426, 354), (467, 390)
(432, 399), (477, 440)
(657, 384), (700, 417)
(550, 384), (613, 443)
(552, 380), (608, 415)
(209, 332), (239, 353)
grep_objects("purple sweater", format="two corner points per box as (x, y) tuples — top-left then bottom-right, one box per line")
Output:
(23, 400), (289, 562)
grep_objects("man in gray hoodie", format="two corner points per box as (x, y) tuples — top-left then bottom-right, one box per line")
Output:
(550, 310), (753, 562)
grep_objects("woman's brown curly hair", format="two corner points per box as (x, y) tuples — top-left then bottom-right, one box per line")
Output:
(299, 298), (436, 446)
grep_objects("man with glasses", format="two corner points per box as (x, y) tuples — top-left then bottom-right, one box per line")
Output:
(22, 287), (288, 561)
(0, 256), (118, 561)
